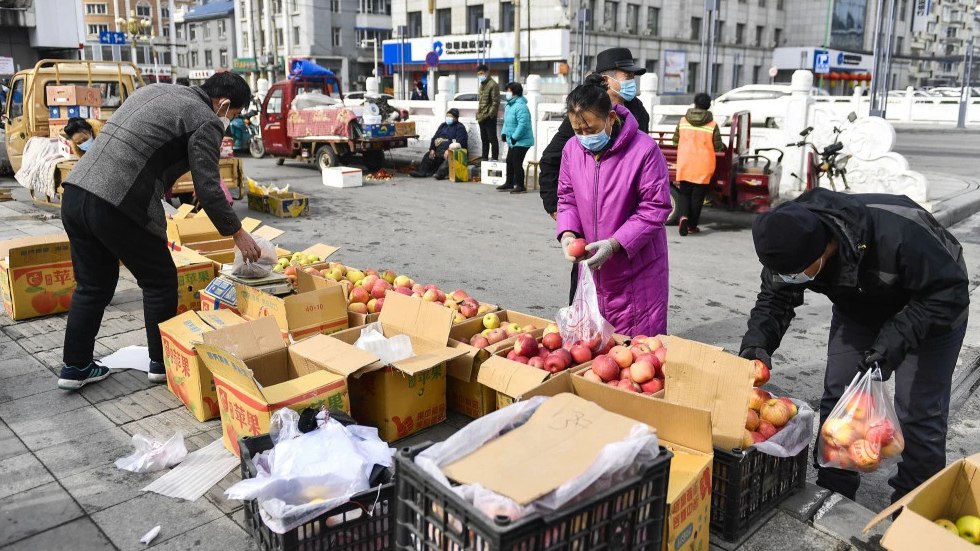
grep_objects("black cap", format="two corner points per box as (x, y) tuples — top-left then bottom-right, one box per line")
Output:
(752, 202), (828, 274)
(594, 48), (646, 76)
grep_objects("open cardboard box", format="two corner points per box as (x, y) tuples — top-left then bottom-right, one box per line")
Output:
(328, 292), (467, 442)
(0, 234), (74, 320)
(235, 270), (348, 341)
(526, 372), (715, 551)
(169, 245), (219, 314)
(865, 452), (980, 551)
(446, 310), (554, 418)
(158, 310), (245, 421)
(165, 207), (288, 264)
(294, 268), (381, 328)
(197, 316), (375, 455)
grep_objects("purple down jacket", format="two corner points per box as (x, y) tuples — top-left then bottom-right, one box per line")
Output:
(556, 103), (671, 337)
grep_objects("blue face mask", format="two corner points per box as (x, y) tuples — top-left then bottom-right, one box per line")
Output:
(577, 129), (611, 152)
(778, 257), (823, 284)
(478, 74), (487, 83)
(617, 78), (637, 102)
(78, 137), (94, 152)
(445, 117), (455, 125)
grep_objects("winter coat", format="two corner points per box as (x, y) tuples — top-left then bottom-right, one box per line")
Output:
(556, 103), (672, 337)
(740, 188), (969, 367)
(539, 97), (650, 215)
(476, 78), (500, 122)
(672, 108), (725, 185)
(428, 121), (468, 151)
(501, 95), (533, 148)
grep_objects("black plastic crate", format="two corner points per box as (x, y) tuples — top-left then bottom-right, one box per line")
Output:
(394, 442), (672, 551)
(239, 434), (396, 551)
(709, 444), (809, 542)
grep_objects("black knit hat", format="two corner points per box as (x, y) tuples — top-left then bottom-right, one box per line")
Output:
(752, 202), (828, 274)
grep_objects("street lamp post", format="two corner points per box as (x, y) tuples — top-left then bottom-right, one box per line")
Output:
(117, 11), (158, 82)
(360, 38), (380, 94)
(957, 38), (975, 129)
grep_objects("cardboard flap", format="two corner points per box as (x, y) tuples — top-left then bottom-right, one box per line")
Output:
(169, 246), (215, 269)
(0, 234), (72, 267)
(301, 243), (340, 259)
(288, 334), (378, 377)
(201, 316), (284, 360)
(282, 285), (348, 332)
(295, 268), (339, 294)
(390, 340), (468, 376)
(442, 393), (648, 505)
(168, 216), (221, 243)
(261, 370), (345, 407)
(196, 309), (244, 330)
(196, 342), (268, 402)
(241, 218), (262, 233)
(234, 283), (288, 331)
(252, 225), (285, 241)
(445, 341), (481, 381)
(663, 336), (755, 451)
(172, 204), (195, 219)
(379, 292), (454, 345)
(158, 311), (211, 342)
(477, 355), (550, 397)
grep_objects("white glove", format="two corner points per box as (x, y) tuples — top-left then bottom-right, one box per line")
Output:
(583, 239), (620, 269)
(559, 232), (578, 262)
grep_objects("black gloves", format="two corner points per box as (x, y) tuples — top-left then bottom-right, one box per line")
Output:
(859, 350), (891, 381)
(739, 347), (772, 370)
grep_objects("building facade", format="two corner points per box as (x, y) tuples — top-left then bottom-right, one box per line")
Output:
(175, 0), (235, 84)
(2, 0), (86, 74)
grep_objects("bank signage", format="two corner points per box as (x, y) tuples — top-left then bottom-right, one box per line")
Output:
(382, 29), (569, 65)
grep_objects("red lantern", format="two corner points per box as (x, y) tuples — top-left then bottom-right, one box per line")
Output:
(842, 73), (854, 81)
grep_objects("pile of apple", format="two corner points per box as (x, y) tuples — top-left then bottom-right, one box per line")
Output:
(578, 336), (668, 395)
(934, 515), (980, 545)
(818, 391), (904, 472)
(467, 313), (540, 349)
(741, 388), (800, 448)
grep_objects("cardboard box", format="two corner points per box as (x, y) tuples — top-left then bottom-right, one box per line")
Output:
(197, 317), (370, 455)
(293, 267), (381, 328)
(166, 210), (285, 265)
(46, 85), (102, 106)
(247, 192), (310, 218)
(327, 292), (467, 442)
(446, 310), (554, 418)
(158, 310), (246, 421)
(48, 118), (69, 138)
(448, 148), (469, 182)
(322, 167), (363, 188)
(0, 234), (75, 321)
(527, 373), (715, 551)
(199, 276), (240, 314)
(220, 137), (235, 158)
(361, 122), (395, 138)
(481, 161), (506, 185)
(234, 281), (348, 341)
(170, 246), (219, 314)
(477, 351), (552, 409)
(394, 121), (416, 136)
(865, 453), (980, 551)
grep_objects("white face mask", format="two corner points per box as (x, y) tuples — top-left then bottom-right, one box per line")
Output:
(216, 99), (232, 130)
(778, 257), (823, 284)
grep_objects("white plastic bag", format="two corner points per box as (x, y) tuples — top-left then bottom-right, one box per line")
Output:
(557, 267), (615, 354)
(231, 235), (277, 279)
(115, 432), (187, 473)
(750, 398), (814, 458)
(354, 322), (413, 365)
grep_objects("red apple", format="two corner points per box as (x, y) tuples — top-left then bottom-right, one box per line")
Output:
(371, 280), (391, 299)
(506, 350), (518, 361)
(751, 431), (766, 443)
(582, 369), (603, 383)
(640, 378), (664, 394)
(745, 409), (760, 431)
(374, 298), (384, 312)
(349, 302), (368, 314)
(620, 367), (632, 382)
(552, 348), (573, 367)
(760, 399), (792, 428)
(544, 353), (570, 373)
(653, 347), (667, 370)
(630, 344), (652, 358)
(636, 353), (663, 379)
(349, 286), (370, 304)
(569, 344), (593, 365)
(630, 358), (655, 384)
(514, 356), (529, 365)
(537, 347), (550, 360)
(617, 378), (641, 392)
(469, 334), (490, 349)
(513, 334), (539, 358)
(486, 329), (507, 345)
(752, 359), (771, 387)
(776, 397), (799, 417)
(646, 337), (664, 352)
(459, 302), (479, 318)
(528, 357), (546, 370)
(395, 286), (413, 296)
(609, 345), (633, 369)
(757, 420), (778, 440)
(541, 332), (563, 351)
(592, 355), (620, 382)
(568, 238), (587, 258)
(748, 388), (772, 411)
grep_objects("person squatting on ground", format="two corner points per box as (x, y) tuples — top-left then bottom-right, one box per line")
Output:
(555, 75), (671, 337)
(672, 92), (724, 236)
(497, 82), (534, 194)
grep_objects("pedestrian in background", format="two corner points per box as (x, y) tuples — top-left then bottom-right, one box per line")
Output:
(476, 64), (500, 161)
(498, 82), (533, 194)
(556, 75), (671, 336)
(411, 81), (428, 101)
(673, 92), (724, 236)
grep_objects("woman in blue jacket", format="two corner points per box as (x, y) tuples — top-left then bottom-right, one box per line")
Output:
(410, 108), (468, 179)
(497, 82), (534, 194)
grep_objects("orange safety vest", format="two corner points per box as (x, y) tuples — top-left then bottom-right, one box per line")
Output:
(676, 117), (717, 185)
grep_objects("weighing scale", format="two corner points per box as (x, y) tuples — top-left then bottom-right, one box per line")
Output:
(218, 265), (294, 296)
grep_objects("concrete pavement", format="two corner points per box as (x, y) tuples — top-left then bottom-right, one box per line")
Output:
(0, 141), (977, 549)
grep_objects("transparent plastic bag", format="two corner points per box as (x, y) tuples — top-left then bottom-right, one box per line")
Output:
(231, 235), (277, 279)
(817, 367), (904, 472)
(556, 266), (615, 354)
(354, 322), (413, 365)
(115, 432), (187, 473)
(750, 398), (814, 458)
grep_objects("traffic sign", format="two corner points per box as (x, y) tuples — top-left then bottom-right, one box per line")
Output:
(814, 51), (830, 74)
(98, 31), (127, 45)
(768, 66), (778, 78)
(425, 51), (439, 68)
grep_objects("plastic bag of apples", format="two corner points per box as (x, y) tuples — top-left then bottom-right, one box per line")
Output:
(817, 367), (904, 472)
(556, 267), (615, 355)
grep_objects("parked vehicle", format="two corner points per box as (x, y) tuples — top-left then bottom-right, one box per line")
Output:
(228, 95), (264, 158)
(714, 85), (828, 104)
(343, 91), (394, 106)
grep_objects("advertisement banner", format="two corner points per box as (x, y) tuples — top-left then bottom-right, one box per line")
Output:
(912, 0), (932, 32)
(831, 0), (868, 52)
(662, 50), (687, 95)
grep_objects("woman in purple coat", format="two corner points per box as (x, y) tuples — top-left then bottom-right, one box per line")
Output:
(556, 76), (671, 337)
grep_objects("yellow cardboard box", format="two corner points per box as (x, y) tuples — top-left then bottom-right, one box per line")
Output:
(0, 234), (75, 321)
(169, 246), (219, 314)
(527, 373), (715, 551)
(328, 292), (467, 442)
(865, 452), (980, 551)
(448, 148), (469, 182)
(197, 316), (376, 455)
(158, 310), (246, 421)
(165, 209), (286, 264)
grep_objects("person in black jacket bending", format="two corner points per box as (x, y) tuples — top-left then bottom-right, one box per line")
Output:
(410, 108), (468, 179)
(739, 188), (969, 504)
(538, 48), (651, 303)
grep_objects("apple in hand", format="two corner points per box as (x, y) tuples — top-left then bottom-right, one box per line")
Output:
(752, 359), (770, 387)
(567, 238), (587, 258)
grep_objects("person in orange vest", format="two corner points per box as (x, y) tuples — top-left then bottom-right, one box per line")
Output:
(672, 93), (725, 236)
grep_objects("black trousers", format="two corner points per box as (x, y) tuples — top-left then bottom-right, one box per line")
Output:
(677, 181), (708, 227)
(479, 118), (499, 161)
(814, 306), (967, 502)
(417, 142), (451, 176)
(61, 185), (177, 365)
(505, 145), (529, 190)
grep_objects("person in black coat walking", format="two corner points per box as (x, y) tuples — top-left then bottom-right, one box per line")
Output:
(739, 188), (969, 504)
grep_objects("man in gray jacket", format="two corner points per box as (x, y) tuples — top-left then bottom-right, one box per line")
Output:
(58, 72), (261, 390)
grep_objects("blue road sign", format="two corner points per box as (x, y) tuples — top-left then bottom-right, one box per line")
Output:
(814, 51), (830, 74)
(425, 51), (439, 68)
(98, 31), (127, 45)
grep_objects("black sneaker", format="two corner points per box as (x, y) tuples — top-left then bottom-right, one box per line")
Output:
(510, 188), (526, 194)
(58, 361), (111, 390)
(679, 217), (689, 237)
(148, 360), (167, 384)
(496, 184), (514, 192)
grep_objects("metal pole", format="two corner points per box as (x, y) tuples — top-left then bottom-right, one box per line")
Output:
(957, 38), (973, 128)
(428, 0), (435, 99)
(526, 0), (531, 79)
(513, 0), (521, 81)
(373, 40), (379, 94)
(399, 27), (406, 100)
(704, 0), (717, 94)
(868, 0), (886, 116)
(819, 0), (835, 89)
(880, 0), (897, 117)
